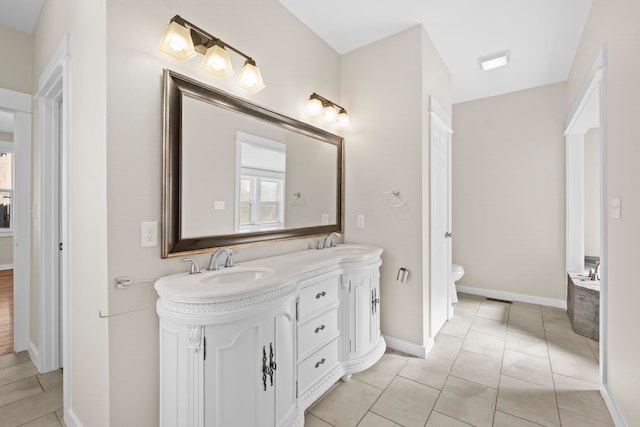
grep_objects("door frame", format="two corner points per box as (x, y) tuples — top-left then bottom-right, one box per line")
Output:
(0, 88), (31, 353)
(35, 34), (71, 409)
(428, 95), (453, 338)
(564, 47), (607, 387)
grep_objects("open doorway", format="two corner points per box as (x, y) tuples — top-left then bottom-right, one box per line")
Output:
(564, 47), (607, 383)
(0, 89), (32, 359)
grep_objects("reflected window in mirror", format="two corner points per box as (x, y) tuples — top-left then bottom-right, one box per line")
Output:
(236, 131), (286, 232)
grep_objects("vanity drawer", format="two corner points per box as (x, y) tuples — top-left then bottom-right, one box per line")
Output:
(298, 338), (339, 395)
(298, 307), (339, 360)
(298, 277), (339, 320)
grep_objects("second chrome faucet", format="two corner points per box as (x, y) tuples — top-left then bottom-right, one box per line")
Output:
(208, 247), (236, 271)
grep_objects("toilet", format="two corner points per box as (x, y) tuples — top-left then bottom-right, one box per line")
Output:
(450, 264), (464, 304)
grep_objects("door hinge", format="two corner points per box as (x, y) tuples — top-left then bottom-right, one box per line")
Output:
(59, 242), (63, 251)
(295, 300), (299, 322)
(349, 280), (352, 293)
(203, 337), (206, 361)
(296, 380), (298, 397)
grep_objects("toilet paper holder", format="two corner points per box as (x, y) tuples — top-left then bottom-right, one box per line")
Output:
(397, 267), (409, 283)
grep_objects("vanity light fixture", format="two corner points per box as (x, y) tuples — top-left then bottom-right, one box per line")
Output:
(478, 50), (510, 71)
(305, 93), (351, 129)
(158, 15), (265, 93)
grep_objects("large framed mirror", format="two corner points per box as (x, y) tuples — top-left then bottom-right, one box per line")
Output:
(162, 70), (344, 258)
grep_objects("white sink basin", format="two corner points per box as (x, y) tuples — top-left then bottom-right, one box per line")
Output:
(202, 267), (271, 285)
(325, 244), (373, 256)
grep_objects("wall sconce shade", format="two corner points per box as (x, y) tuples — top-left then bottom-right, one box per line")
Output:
(238, 59), (266, 94)
(157, 21), (197, 61)
(201, 43), (234, 78)
(322, 104), (338, 123)
(304, 93), (350, 129)
(158, 15), (265, 93)
(305, 96), (323, 117)
(337, 109), (351, 129)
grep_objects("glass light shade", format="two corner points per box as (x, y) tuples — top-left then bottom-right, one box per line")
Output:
(305, 97), (323, 117)
(337, 110), (351, 129)
(157, 21), (197, 61)
(238, 61), (266, 94)
(201, 44), (234, 78)
(323, 105), (338, 123)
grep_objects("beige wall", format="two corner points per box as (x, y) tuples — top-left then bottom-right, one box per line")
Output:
(567, 1), (640, 425)
(0, 24), (33, 94)
(341, 25), (452, 347)
(34, 0), (112, 425)
(584, 127), (600, 258)
(0, 237), (12, 265)
(105, 0), (341, 424)
(0, 134), (14, 266)
(452, 82), (567, 301)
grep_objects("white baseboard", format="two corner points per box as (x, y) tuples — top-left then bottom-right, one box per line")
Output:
(383, 334), (431, 358)
(28, 339), (40, 372)
(64, 409), (82, 427)
(601, 383), (628, 427)
(456, 285), (566, 309)
(0, 264), (13, 270)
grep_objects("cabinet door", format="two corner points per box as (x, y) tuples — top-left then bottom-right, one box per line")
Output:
(348, 267), (380, 359)
(203, 297), (296, 427)
(273, 298), (297, 427)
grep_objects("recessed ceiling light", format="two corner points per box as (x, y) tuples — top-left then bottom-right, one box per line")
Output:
(478, 50), (510, 71)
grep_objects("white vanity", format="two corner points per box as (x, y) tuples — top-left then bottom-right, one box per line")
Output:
(155, 245), (385, 427)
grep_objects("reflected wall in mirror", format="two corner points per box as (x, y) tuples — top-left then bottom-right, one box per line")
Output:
(163, 70), (344, 258)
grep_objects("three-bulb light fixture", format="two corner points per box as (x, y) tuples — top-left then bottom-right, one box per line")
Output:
(305, 93), (351, 129)
(157, 15), (265, 94)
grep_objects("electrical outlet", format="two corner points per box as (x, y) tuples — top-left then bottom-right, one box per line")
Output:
(141, 221), (158, 247)
(357, 215), (365, 229)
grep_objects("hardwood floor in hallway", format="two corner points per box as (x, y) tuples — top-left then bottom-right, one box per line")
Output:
(0, 269), (13, 356)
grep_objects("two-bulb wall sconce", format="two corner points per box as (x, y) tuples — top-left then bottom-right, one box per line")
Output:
(305, 93), (351, 129)
(157, 15), (265, 94)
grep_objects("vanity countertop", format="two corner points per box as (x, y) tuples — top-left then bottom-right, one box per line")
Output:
(155, 244), (383, 302)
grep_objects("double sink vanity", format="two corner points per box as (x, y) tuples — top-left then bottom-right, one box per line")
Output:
(155, 244), (385, 427)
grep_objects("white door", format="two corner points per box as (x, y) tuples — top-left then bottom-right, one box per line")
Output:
(429, 97), (452, 337)
(348, 268), (378, 359)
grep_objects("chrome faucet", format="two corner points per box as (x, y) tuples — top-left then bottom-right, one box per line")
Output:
(208, 247), (235, 271)
(324, 232), (342, 249)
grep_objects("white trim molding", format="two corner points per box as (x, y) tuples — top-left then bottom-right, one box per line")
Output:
(0, 264), (14, 271)
(382, 334), (430, 358)
(601, 383), (628, 427)
(456, 285), (567, 309)
(36, 33), (72, 423)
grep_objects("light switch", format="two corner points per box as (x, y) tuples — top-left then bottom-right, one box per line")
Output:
(357, 215), (365, 229)
(611, 197), (621, 219)
(214, 200), (225, 210)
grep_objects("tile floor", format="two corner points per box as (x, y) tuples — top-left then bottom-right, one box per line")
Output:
(0, 351), (64, 426)
(305, 293), (610, 427)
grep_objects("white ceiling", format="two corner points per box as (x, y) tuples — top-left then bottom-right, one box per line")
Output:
(0, 0), (44, 34)
(0, 1), (592, 103)
(277, 0), (593, 103)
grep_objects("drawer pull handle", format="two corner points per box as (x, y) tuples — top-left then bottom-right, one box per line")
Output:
(314, 358), (326, 368)
(314, 325), (326, 333)
(315, 291), (327, 299)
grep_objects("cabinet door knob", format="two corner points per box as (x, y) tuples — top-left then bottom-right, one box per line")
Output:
(315, 291), (327, 299)
(314, 358), (326, 368)
(314, 325), (326, 333)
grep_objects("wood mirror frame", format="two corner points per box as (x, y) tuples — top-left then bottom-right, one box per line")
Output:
(162, 69), (344, 258)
